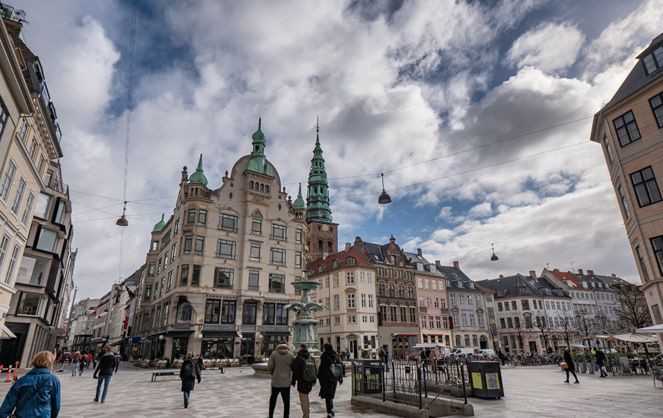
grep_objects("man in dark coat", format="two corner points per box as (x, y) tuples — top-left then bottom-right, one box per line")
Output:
(318, 344), (342, 418)
(93, 347), (118, 403)
(179, 352), (201, 408)
(291, 344), (315, 418)
(594, 347), (608, 377)
(562, 349), (579, 384)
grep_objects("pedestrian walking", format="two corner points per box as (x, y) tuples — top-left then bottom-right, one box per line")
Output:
(79, 354), (87, 376)
(93, 347), (119, 403)
(267, 341), (294, 418)
(179, 353), (201, 408)
(87, 353), (93, 370)
(430, 348), (438, 373)
(318, 343), (343, 418)
(498, 350), (507, 366)
(71, 351), (81, 377)
(92, 352), (97, 369)
(594, 347), (608, 377)
(291, 344), (316, 418)
(0, 351), (60, 417)
(562, 349), (579, 384)
(196, 354), (204, 371)
(59, 353), (66, 368)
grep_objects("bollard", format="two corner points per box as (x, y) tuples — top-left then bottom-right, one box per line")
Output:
(6, 366), (12, 382)
(220, 367), (225, 374)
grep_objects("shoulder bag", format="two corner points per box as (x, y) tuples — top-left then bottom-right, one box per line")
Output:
(10, 375), (52, 418)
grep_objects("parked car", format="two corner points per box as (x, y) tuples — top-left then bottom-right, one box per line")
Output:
(475, 349), (495, 358)
(451, 348), (475, 357)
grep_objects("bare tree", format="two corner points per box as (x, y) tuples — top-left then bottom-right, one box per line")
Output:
(612, 284), (652, 332)
(574, 313), (596, 346)
(535, 316), (551, 350)
(558, 315), (576, 349)
(513, 315), (526, 353)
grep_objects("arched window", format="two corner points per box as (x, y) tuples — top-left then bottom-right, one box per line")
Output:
(176, 301), (192, 323)
(260, 184), (264, 192)
(328, 241), (333, 252)
(265, 185), (269, 193)
(250, 181), (254, 189)
(318, 240), (323, 251)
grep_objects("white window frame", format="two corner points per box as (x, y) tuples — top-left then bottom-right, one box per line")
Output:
(0, 160), (17, 202)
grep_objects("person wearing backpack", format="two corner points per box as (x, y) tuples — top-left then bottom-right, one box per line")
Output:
(318, 344), (343, 418)
(71, 351), (81, 377)
(291, 344), (316, 418)
(179, 352), (201, 408)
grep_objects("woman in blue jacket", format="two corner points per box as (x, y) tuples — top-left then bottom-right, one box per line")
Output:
(0, 351), (60, 417)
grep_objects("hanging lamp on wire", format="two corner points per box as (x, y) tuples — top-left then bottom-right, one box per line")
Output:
(116, 201), (129, 226)
(490, 243), (499, 261)
(378, 173), (392, 204)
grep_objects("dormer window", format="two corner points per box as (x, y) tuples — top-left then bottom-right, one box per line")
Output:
(497, 289), (505, 297)
(468, 282), (475, 289)
(346, 257), (355, 265)
(642, 46), (663, 75)
(332, 260), (339, 268)
(318, 265), (325, 273)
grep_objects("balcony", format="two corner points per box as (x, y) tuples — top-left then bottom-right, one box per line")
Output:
(47, 177), (68, 195)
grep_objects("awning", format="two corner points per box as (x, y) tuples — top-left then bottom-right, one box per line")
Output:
(393, 334), (417, 337)
(636, 324), (663, 334)
(0, 322), (16, 339)
(608, 332), (658, 343)
(264, 331), (291, 336)
(165, 330), (194, 338)
(202, 331), (239, 338)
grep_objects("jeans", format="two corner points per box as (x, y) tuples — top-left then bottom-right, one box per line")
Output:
(598, 364), (607, 376)
(183, 391), (190, 404)
(565, 369), (578, 382)
(268, 386), (290, 418)
(95, 375), (112, 401)
(71, 363), (79, 376)
(325, 398), (334, 414)
(298, 392), (309, 418)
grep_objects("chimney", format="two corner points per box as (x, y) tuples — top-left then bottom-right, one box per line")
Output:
(345, 243), (351, 251)
(529, 270), (536, 278)
(587, 269), (594, 275)
(417, 248), (422, 256)
(453, 261), (459, 269)
(577, 269), (583, 275)
(499, 274), (504, 278)
(611, 273), (616, 277)
(553, 268), (559, 272)
(435, 260), (441, 267)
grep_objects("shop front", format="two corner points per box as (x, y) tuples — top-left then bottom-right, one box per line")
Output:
(166, 330), (193, 360)
(261, 327), (291, 357)
(201, 327), (239, 359)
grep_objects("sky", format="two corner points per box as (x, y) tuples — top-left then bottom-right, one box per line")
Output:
(13, 0), (663, 300)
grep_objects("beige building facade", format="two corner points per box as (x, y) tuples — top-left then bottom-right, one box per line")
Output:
(590, 32), (663, 344)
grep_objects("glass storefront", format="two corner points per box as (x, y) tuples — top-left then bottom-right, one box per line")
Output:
(201, 338), (234, 359)
(172, 337), (189, 360)
(240, 333), (255, 357)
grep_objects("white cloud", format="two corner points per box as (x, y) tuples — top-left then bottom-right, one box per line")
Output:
(507, 22), (584, 73)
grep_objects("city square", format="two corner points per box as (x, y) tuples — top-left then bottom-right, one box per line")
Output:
(0, 362), (659, 417)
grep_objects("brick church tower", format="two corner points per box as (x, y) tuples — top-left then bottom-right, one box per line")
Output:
(306, 123), (337, 262)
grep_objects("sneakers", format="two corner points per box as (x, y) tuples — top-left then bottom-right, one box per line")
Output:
(93, 398), (98, 402)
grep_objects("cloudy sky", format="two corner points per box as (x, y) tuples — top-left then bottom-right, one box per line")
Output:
(15, 0), (663, 299)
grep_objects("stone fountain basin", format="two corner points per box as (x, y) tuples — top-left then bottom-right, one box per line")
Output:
(292, 281), (320, 291)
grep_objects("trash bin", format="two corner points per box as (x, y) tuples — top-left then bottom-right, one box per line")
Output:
(466, 361), (504, 399)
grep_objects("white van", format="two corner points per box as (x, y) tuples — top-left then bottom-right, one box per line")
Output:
(475, 349), (495, 357)
(451, 348), (474, 356)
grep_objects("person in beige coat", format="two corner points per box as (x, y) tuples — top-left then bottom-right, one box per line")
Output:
(268, 342), (295, 418)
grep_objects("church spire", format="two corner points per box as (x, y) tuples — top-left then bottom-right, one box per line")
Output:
(306, 121), (332, 224)
(247, 118), (272, 175)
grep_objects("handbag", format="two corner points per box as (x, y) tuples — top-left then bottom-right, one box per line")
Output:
(10, 375), (51, 418)
(560, 361), (568, 370)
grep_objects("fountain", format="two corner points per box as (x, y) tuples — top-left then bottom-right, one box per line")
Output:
(252, 279), (323, 375)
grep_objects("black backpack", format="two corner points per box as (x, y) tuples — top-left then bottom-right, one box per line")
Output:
(302, 357), (317, 383)
(182, 360), (196, 379)
(330, 359), (343, 382)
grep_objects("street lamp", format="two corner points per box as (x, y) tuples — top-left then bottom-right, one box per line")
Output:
(490, 244), (499, 261)
(378, 173), (391, 204)
(116, 201), (129, 226)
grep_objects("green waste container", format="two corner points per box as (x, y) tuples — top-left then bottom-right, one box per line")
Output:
(467, 361), (504, 399)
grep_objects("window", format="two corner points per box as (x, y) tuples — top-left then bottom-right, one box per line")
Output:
(347, 293), (355, 308)
(28, 139), (37, 160)
(191, 265), (201, 286)
(11, 178), (26, 214)
(242, 302), (258, 324)
(144, 285), (152, 300)
(194, 236), (204, 255)
(642, 45), (663, 75)
(507, 317), (513, 328)
(220, 214), (238, 232)
(250, 243), (261, 261)
(388, 285), (395, 297)
(216, 239), (235, 259)
(360, 293), (366, 308)
(163, 252), (168, 269)
(602, 136), (614, 164)
(248, 270), (259, 291)
(252, 218), (262, 234)
(469, 314), (476, 326)
(180, 265), (189, 286)
(514, 317), (520, 328)
(295, 252), (302, 268)
(270, 248), (286, 266)
(187, 209), (196, 224)
(271, 224), (287, 241)
(176, 302), (192, 323)
(174, 218), (180, 234)
(17, 293), (42, 316)
(450, 294), (456, 305)
(171, 243), (177, 261)
(166, 271), (173, 292)
(151, 241), (159, 251)
(368, 294), (374, 308)
(276, 303), (288, 325)
(296, 229), (302, 243)
(617, 185), (630, 219)
(464, 335), (471, 347)
(346, 271), (354, 284)
(525, 316), (532, 328)
(198, 209), (207, 226)
(631, 167), (662, 207)
(500, 318), (506, 329)
(407, 287), (414, 298)
(636, 245), (649, 282)
(409, 307), (416, 323)
(461, 313), (468, 326)
(511, 301), (517, 310)
(651, 92), (663, 128)
(0, 160), (16, 202)
(35, 229), (57, 252)
(221, 300), (236, 323)
(429, 315), (434, 328)
(334, 274), (339, 287)
(205, 299), (221, 323)
(472, 335), (478, 347)
(421, 314), (427, 328)
(5, 244), (20, 284)
(21, 192), (35, 226)
(268, 273), (285, 293)
(214, 267), (233, 288)
(613, 111), (641, 146)
(367, 272), (373, 284)
(184, 236), (193, 254)
(263, 303), (275, 325)
(16, 119), (28, 142)
(522, 300), (530, 310)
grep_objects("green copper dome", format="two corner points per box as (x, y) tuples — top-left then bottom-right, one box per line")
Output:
(247, 118), (272, 175)
(153, 213), (166, 232)
(188, 154), (208, 186)
(293, 183), (305, 210)
(306, 123), (333, 223)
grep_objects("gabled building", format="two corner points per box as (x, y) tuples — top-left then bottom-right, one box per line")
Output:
(403, 250), (451, 348)
(590, 31), (663, 344)
(438, 261), (489, 351)
(355, 236), (418, 360)
(308, 244), (378, 357)
(134, 121), (306, 361)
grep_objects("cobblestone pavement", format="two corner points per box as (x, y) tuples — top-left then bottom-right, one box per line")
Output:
(0, 362), (660, 417)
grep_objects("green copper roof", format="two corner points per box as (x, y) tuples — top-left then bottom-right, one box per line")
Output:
(247, 118), (272, 176)
(153, 213), (166, 232)
(188, 154), (208, 186)
(293, 183), (305, 210)
(306, 123), (333, 223)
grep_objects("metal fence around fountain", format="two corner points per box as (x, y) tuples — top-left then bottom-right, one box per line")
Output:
(351, 358), (468, 409)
